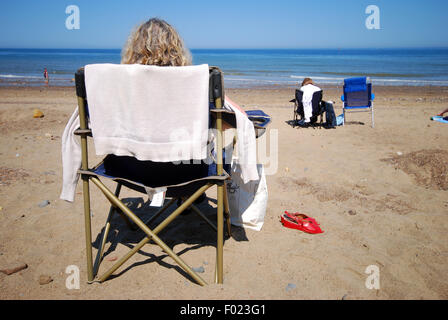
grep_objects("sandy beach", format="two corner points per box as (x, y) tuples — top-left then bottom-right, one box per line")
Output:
(0, 84), (447, 300)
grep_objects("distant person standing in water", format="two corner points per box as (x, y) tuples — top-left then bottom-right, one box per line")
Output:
(43, 68), (49, 85)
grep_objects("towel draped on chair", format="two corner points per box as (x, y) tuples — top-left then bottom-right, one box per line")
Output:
(85, 63), (210, 162)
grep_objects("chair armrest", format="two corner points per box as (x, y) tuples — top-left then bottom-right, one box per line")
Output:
(210, 108), (236, 129)
(74, 128), (92, 137)
(371, 93), (375, 101)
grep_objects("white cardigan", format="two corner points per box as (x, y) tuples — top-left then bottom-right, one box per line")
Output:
(300, 84), (321, 122)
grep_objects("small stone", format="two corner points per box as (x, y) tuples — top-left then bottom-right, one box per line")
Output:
(38, 275), (53, 285)
(33, 109), (44, 118)
(38, 200), (50, 208)
(285, 167), (290, 172)
(0, 263), (28, 275)
(192, 266), (205, 273)
(286, 283), (296, 291)
(348, 210), (357, 216)
(105, 256), (118, 262)
(397, 151), (403, 156)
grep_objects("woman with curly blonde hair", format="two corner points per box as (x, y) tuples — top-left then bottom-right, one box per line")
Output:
(121, 17), (247, 117)
(121, 18), (192, 67)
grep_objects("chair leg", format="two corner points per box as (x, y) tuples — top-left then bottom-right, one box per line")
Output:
(93, 183), (122, 277)
(371, 105), (374, 128)
(223, 184), (232, 237)
(216, 183), (224, 284)
(94, 180), (212, 284)
(143, 197), (176, 227)
(82, 175), (94, 283)
(190, 204), (217, 232)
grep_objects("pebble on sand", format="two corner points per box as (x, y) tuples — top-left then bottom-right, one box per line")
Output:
(38, 275), (53, 285)
(286, 283), (296, 291)
(105, 256), (118, 262)
(0, 263), (28, 275)
(38, 200), (50, 208)
(192, 266), (205, 273)
(33, 109), (44, 118)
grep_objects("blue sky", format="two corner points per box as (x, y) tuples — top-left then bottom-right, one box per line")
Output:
(0, 0), (447, 49)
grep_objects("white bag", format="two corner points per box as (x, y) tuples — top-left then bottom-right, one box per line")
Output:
(226, 163), (268, 231)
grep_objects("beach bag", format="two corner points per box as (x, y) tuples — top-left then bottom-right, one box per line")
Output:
(336, 114), (344, 126)
(324, 101), (337, 127)
(227, 163), (268, 231)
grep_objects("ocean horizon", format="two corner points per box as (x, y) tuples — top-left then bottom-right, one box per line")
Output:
(1, 48), (448, 88)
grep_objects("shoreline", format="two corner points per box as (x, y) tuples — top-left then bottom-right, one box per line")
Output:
(2, 81), (448, 90)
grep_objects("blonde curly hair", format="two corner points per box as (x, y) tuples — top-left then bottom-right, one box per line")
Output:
(121, 18), (192, 66)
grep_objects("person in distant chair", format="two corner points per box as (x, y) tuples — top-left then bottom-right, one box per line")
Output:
(298, 77), (336, 128)
(299, 78), (321, 124)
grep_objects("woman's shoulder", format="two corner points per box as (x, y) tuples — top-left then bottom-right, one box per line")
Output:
(300, 84), (322, 92)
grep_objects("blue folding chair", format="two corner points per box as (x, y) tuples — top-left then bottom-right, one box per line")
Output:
(341, 77), (375, 128)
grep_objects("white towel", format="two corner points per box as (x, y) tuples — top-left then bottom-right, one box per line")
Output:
(300, 84), (321, 122)
(85, 63), (210, 161)
(60, 63), (210, 202)
(60, 108), (81, 202)
(224, 100), (259, 183)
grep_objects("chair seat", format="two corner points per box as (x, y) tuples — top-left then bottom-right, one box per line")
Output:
(344, 105), (371, 109)
(78, 155), (229, 198)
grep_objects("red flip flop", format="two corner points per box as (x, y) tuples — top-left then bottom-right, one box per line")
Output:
(281, 211), (324, 234)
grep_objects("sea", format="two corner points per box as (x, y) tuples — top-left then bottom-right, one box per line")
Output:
(1, 48), (448, 88)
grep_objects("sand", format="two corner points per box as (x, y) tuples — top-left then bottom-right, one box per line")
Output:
(0, 84), (447, 300)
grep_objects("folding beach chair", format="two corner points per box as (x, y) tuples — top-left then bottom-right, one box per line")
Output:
(246, 110), (272, 137)
(73, 64), (243, 285)
(341, 77), (375, 128)
(290, 89), (325, 128)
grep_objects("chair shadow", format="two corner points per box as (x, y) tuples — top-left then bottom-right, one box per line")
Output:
(344, 121), (365, 126)
(285, 120), (297, 128)
(285, 119), (326, 129)
(92, 194), (247, 282)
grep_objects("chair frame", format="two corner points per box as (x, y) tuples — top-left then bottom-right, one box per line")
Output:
(341, 78), (375, 128)
(74, 66), (232, 285)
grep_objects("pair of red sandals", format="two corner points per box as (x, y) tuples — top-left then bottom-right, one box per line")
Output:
(281, 211), (324, 234)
